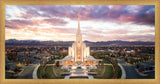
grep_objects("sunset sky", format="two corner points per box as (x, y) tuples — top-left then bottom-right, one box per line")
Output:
(5, 5), (155, 42)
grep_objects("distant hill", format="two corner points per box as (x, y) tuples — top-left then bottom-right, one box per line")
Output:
(5, 39), (155, 46)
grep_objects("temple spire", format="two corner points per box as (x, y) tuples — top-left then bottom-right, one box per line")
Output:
(77, 13), (81, 35)
(76, 13), (82, 42)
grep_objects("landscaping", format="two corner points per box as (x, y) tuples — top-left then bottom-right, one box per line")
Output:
(90, 64), (122, 79)
(37, 65), (68, 79)
(90, 65), (113, 79)
(117, 66), (122, 78)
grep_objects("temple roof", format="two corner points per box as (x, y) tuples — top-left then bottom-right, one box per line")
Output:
(84, 56), (102, 61)
(62, 56), (74, 61)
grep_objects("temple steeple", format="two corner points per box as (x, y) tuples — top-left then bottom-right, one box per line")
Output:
(76, 13), (82, 42)
(78, 13), (81, 34)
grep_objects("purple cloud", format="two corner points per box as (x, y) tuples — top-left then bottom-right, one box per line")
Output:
(43, 18), (67, 26)
(14, 5), (154, 26)
(5, 20), (35, 29)
(5, 18), (67, 29)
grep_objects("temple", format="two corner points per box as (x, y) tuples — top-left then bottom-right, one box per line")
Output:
(68, 13), (91, 64)
(55, 14), (102, 79)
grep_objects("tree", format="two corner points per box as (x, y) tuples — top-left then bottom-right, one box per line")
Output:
(16, 57), (18, 62)
(29, 59), (32, 64)
(23, 59), (25, 64)
(56, 61), (59, 67)
(26, 58), (29, 65)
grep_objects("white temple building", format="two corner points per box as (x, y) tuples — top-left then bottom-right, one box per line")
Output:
(55, 14), (102, 79)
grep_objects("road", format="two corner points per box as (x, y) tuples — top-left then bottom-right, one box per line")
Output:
(118, 59), (148, 79)
(17, 64), (37, 79)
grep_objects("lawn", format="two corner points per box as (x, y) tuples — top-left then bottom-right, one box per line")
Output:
(90, 65), (105, 75)
(44, 66), (56, 79)
(103, 60), (111, 64)
(91, 65), (114, 79)
(37, 66), (43, 79)
(52, 66), (68, 77)
(37, 65), (68, 79)
(102, 65), (114, 78)
(37, 66), (56, 79)
(117, 65), (122, 79)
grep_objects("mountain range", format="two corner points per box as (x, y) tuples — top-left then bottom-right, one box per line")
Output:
(5, 39), (155, 46)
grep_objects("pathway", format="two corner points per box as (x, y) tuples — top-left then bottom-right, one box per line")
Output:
(17, 64), (37, 79)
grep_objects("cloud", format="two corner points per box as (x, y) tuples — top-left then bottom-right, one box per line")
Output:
(108, 29), (129, 34)
(5, 18), (67, 29)
(5, 19), (36, 29)
(120, 34), (155, 41)
(118, 6), (155, 26)
(84, 33), (155, 42)
(138, 29), (155, 33)
(87, 5), (155, 26)
(15, 5), (78, 19)
(5, 5), (155, 41)
(5, 27), (76, 41)
(43, 19), (67, 26)
(10, 5), (154, 26)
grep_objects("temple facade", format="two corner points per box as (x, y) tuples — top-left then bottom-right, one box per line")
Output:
(55, 14), (102, 70)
